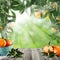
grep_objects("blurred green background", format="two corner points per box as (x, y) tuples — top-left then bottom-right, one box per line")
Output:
(10, 14), (60, 48)
(1, 0), (60, 48)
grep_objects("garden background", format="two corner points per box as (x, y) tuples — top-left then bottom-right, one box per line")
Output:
(0, 0), (60, 48)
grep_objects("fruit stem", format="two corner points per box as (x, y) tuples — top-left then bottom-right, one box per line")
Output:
(48, 41), (51, 46)
(0, 30), (4, 39)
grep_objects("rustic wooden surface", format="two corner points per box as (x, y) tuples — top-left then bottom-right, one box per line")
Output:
(0, 48), (60, 60)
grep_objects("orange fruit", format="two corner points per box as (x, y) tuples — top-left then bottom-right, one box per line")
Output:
(53, 45), (60, 56)
(53, 2), (57, 9)
(6, 39), (12, 46)
(35, 12), (41, 18)
(52, 27), (57, 32)
(56, 17), (60, 20)
(0, 38), (6, 47)
(43, 45), (60, 56)
(0, 26), (3, 30)
(43, 46), (54, 53)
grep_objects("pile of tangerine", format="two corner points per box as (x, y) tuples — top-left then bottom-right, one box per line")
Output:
(43, 45), (60, 57)
(0, 38), (12, 47)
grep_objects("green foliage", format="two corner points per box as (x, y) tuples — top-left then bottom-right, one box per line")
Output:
(0, 0), (60, 46)
(7, 48), (23, 58)
(9, 17), (60, 48)
(0, 0), (60, 28)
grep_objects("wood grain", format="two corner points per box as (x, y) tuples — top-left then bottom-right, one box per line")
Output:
(0, 48), (60, 60)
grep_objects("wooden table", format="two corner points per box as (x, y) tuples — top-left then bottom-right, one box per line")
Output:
(0, 48), (60, 60)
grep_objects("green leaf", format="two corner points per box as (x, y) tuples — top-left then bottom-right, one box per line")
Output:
(11, 1), (20, 10)
(7, 48), (23, 58)
(26, 0), (31, 7)
(7, 10), (16, 22)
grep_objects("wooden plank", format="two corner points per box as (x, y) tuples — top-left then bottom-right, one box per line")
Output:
(23, 48), (32, 60)
(0, 56), (23, 60)
(58, 57), (60, 60)
(38, 48), (59, 60)
(19, 48), (25, 53)
(31, 48), (40, 60)
(49, 57), (58, 60)
(1, 48), (60, 60)
(13, 58), (23, 60)
(37, 48), (46, 60)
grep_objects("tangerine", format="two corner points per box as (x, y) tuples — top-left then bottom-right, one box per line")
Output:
(53, 45), (60, 56)
(6, 39), (12, 46)
(0, 38), (6, 47)
(35, 12), (41, 18)
(56, 17), (60, 20)
(43, 46), (54, 53)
